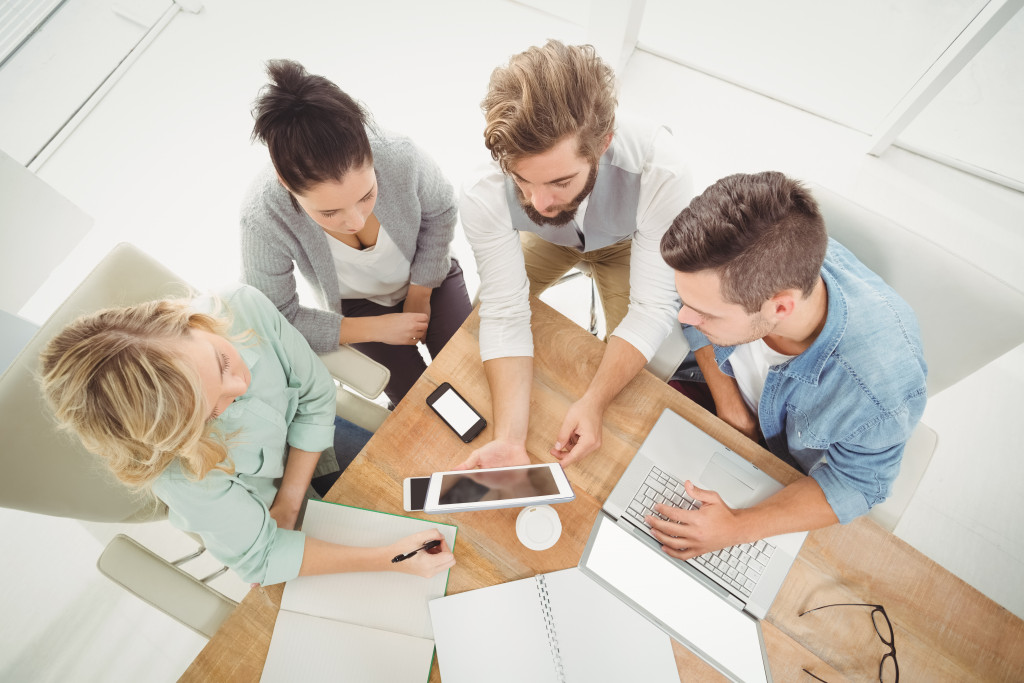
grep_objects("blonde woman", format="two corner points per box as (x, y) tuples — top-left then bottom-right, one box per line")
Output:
(40, 284), (454, 585)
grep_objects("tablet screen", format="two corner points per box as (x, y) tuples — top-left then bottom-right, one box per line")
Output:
(437, 466), (559, 505)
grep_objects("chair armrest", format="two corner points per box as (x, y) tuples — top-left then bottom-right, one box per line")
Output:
(97, 534), (238, 639)
(318, 345), (390, 399)
(645, 325), (691, 382)
(335, 387), (391, 432)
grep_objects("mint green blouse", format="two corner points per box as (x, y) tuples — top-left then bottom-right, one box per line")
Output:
(152, 284), (336, 585)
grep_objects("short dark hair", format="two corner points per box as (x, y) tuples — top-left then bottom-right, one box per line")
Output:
(251, 59), (373, 200)
(661, 172), (827, 313)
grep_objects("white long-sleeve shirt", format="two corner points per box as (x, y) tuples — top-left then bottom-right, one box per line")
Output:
(460, 117), (693, 362)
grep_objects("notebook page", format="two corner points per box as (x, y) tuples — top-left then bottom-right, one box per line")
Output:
(583, 516), (768, 683)
(543, 568), (679, 682)
(428, 578), (560, 683)
(281, 500), (457, 639)
(261, 610), (435, 683)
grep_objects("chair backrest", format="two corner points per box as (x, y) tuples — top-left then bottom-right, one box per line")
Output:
(809, 185), (1024, 531)
(568, 261), (692, 382)
(867, 422), (938, 532)
(0, 243), (189, 523)
(810, 183), (1024, 396)
(646, 324), (690, 382)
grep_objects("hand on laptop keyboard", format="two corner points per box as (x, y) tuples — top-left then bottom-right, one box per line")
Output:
(639, 477), (746, 561)
(624, 469), (777, 600)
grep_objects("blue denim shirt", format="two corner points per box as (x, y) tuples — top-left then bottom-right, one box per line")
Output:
(679, 240), (928, 523)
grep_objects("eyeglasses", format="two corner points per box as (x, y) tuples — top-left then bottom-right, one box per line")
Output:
(798, 602), (899, 683)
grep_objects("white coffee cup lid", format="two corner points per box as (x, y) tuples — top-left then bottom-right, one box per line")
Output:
(516, 505), (561, 551)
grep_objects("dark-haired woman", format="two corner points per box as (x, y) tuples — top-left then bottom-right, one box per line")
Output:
(241, 59), (472, 405)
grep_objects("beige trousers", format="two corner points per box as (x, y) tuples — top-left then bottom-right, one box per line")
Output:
(519, 231), (632, 337)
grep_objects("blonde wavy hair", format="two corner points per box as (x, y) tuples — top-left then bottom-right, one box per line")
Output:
(39, 298), (236, 488)
(482, 40), (617, 172)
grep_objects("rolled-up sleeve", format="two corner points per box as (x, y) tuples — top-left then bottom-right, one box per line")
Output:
(808, 441), (904, 524)
(461, 169), (534, 361)
(239, 285), (337, 453)
(161, 283), (338, 584)
(154, 471), (306, 585)
(611, 127), (692, 360)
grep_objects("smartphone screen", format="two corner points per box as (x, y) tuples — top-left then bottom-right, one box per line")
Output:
(436, 466), (559, 506)
(427, 383), (485, 442)
(406, 476), (430, 511)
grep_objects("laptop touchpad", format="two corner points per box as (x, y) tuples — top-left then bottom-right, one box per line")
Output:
(700, 453), (756, 507)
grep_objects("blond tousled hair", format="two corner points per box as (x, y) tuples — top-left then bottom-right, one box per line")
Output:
(39, 299), (237, 489)
(482, 40), (617, 172)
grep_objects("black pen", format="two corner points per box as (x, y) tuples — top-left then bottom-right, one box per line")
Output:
(391, 539), (442, 563)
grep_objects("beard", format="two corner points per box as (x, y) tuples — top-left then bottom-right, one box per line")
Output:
(515, 163), (598, 227)
(699, 313), (776, 348)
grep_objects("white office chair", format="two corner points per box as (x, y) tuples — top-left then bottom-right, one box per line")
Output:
(0, 242), (391, 637)
(810, 183), (1024, 531)
(553, 265), (600, 335)
(550, 261), (691, 381)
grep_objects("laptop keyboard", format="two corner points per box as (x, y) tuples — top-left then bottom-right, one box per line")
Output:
(623, 466), (776, 599)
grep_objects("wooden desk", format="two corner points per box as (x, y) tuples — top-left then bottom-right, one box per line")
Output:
(183, 301), (1024, 682)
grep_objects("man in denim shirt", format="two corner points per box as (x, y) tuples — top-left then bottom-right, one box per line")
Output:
(648, 171), (927, 560)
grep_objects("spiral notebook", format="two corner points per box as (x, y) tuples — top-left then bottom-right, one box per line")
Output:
(428, 568), (678, 683)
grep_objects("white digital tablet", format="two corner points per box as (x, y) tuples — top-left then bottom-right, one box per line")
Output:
(423, 463), (574, 513)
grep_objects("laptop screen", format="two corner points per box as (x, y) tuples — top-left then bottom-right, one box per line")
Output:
(581, 515), (770, 683)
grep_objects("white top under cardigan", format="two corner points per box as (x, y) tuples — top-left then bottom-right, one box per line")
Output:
(240, 132), (458, 353)
(326, 224), (412, 307)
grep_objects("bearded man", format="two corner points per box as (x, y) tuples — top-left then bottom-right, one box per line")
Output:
(459, 40), (692, 469)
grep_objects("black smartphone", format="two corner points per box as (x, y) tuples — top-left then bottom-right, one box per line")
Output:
(426, 382), (487, 443)
(403, 476), (430, 512)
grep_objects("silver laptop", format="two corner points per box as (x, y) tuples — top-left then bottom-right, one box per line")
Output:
(577, 408), (808, 683)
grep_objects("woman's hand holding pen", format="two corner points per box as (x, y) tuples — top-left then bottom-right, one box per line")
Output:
(387, 529), (455, 578)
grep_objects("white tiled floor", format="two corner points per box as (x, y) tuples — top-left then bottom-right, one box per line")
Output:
(3, 0), (1023, 680)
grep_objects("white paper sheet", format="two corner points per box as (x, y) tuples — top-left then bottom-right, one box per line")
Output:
(282, 501), (457, 639)
(543, 568), (680, 682)
(260, 501), (456, 682)
(430, 576), (559, 683)
(261, 610), (435, 683)
(429, 568), (679, 683)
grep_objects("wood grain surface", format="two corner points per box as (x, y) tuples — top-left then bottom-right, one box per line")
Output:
(181, 301), (1023, 683)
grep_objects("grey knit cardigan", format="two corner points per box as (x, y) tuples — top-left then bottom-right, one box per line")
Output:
(240, 134), (457, 353)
